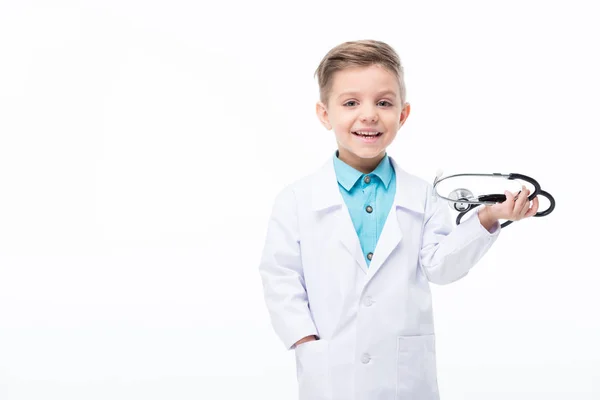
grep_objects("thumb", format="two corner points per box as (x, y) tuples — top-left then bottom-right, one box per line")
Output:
(504, 190), (514, 203)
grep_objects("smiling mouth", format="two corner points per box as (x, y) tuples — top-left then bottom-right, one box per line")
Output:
(352, 131), (383, 137)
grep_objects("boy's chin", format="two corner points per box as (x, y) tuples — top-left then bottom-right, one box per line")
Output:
(351, 147), (386, 159)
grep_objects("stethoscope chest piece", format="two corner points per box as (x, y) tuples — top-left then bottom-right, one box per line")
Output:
(448, 188), (475, 212)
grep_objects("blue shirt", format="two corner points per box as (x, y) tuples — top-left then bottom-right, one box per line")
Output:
(333, 151), (396, 267)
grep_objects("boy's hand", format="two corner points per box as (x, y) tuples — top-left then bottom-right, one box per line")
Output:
(485, 185), (540, 222)
(293, 335), (317, 348)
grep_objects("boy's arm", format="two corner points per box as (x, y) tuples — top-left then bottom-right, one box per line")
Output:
(419, 184), (501, 285)
(259, 187), (318, 350)
(477, 206), (500, 233)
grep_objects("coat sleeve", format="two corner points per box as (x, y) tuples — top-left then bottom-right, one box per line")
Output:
(419, 183), (501, 285)
(258, 186), (318, 350)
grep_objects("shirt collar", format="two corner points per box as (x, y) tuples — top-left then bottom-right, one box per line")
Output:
(333, 150), (394, 191)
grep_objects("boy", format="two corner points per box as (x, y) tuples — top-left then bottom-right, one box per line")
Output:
(258, 40), (539, 400)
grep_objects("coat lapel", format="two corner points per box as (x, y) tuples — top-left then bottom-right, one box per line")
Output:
(366, 157), (426, 282)
(365, 203), (404, 281)
(311, 157), (368, 275)
(335, 204), (369, 275)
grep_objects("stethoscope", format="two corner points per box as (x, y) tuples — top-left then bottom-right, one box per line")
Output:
(433, 171), (556, 228)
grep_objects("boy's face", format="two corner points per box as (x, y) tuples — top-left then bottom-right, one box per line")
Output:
(316, 64), (410, 170)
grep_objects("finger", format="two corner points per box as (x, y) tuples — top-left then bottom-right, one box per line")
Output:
(518, 189), (531, 216)
(514, 186), (530, 216)
(501, 190), (518, 220)
(504, 189), (520, 213)
(504, 190), (515, 205)
(519, 200), (530, 218)
(524, 196), (540, 218)
(512, 190), (521, 204)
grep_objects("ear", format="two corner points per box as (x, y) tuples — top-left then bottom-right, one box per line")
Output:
(399, 102), (411, 127)
(316, 101), (332, 130)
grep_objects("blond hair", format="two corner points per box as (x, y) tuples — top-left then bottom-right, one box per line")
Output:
(314, 39), (406, 107)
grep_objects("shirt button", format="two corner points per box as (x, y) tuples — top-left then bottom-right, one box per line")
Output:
(365, 205), (373, 213)
(364, 296), (374, 307)
(361, 353), (371, 364)
(364, 175), (371, 184)
(367, 252), (373, 261)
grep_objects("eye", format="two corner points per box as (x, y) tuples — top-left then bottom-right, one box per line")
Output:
(343, 100), (393, 107)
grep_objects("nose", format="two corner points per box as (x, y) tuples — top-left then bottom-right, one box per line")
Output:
(360, 107), (378, 123)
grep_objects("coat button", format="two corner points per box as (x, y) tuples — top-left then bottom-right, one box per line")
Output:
(361, 353), (371, 364)
(367, 252), (373, 261)
(364, 175), (371, 184)
(365, 205), (373, 213)
(364, 296), (374, 306)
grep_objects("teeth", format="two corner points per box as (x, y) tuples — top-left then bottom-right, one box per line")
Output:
(354, 131), (381, 136)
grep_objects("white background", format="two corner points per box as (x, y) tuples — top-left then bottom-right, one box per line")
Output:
(0, 0), (598, 399)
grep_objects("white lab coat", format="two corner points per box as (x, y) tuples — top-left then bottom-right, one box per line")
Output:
(259, 155), (501, 400)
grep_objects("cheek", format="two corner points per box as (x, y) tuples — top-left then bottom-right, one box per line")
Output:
(335, 115), (353, 127)
(382, 127), (397, 139)
(334, 121), (353, 132)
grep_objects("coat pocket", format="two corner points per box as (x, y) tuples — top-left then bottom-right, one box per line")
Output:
(295, 339), (331, 400)
(396, 334), (440, 400)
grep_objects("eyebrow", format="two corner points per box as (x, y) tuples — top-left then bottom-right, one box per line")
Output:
(337, 90), (398, 99)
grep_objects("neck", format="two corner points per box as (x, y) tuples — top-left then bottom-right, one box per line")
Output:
(337, 150), (385, 174)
